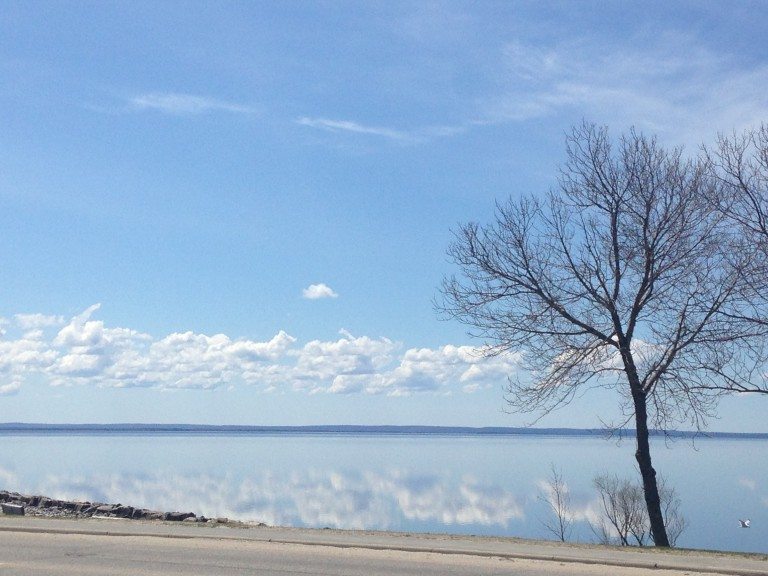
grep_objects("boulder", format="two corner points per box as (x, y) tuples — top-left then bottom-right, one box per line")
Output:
(164, 511), (196, 522)
(1, 503), (25, 516)
(113, 506), (134, 518)
(131, 508), (149, 520)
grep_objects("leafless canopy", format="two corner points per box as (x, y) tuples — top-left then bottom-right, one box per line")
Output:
(538, 464), (572, 542)
(707, 125), (768, 247)
(591, 472), (685, 547)
(702, 124), (768, 393)
(441, 122), (761, 429)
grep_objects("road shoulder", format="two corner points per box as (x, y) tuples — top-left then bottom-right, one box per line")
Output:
(1, 516), (766, 576)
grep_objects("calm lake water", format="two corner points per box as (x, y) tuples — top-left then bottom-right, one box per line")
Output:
(0, 432), (765, 553)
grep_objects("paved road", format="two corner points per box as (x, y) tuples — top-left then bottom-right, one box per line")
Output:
(1, 517), (766, 575)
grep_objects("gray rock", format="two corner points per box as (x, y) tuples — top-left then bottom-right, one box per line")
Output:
(131, 508), (148, 519)
(114, 506), (134, 518)
(1, 503), (25, 516)
(164, 511), (196, 522)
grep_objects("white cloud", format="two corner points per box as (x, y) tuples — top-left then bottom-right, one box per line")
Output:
(321, 343), (519, 397)
(0, 381), (21, 396)
(14, 313), (65, 330)
(296, 117), (466, 144)
(130, 93), (257, 115)
(483, 33), (768, 146)
(0, 305), (520, 395)
(302, 283), (339, 300)
(296, 117), (410, 141)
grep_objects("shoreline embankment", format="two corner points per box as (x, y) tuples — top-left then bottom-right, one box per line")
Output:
(0, 489), (232, 525)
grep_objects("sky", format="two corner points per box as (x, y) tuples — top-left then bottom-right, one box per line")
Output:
(1, 1), (768, 431)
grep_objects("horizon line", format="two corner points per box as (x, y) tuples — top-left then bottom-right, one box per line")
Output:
(0, 422), (765, 439)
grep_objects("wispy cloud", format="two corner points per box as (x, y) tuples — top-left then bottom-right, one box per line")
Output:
(0, 305), (520, 396)
(296, 117), (411, 141)
(481, 33), (768, 146)
(296, 117), (466, 144)
(302, 283), (339, 300)
(130, 93), (257, 115)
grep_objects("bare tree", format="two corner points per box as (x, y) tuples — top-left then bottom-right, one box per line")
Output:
(538, 464), (572, 542)
(655, 475), (686, 547)
(440, 123), (761, 547)
(592, 473), (647, 546)
(701, 124), (768, 394)
(591, 472), (686, 547)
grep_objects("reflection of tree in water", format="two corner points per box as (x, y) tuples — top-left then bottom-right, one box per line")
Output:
(28, 468), (524, 531)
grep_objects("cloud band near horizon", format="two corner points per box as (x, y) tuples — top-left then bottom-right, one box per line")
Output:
(0, 305), (518, 397)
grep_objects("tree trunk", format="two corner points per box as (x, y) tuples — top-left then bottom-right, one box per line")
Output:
(621, 345), (670, 548)
(632, 389), (670, 547)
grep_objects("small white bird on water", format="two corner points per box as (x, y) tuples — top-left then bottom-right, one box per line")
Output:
(739, 519), (751, 528)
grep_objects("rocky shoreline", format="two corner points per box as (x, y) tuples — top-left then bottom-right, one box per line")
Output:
(0, 490), (230, 524)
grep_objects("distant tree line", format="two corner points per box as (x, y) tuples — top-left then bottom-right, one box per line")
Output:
(440, 122), (768, 547)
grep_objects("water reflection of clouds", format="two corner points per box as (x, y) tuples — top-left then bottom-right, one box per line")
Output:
(16, 468), (524, 530)
(739, 477), (757, 491)
(0, 466), (18, 488)
(735, 477), (768, 509)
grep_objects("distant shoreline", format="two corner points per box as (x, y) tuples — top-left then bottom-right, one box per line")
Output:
(0, 423), (766, 440)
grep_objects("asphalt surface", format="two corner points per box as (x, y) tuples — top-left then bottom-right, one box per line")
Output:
(1, 516), (767, 576)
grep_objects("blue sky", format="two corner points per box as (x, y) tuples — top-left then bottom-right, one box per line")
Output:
(1, 1), (767, 430)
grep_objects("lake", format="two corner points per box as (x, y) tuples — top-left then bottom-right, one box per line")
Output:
(0, 431), (765, 553)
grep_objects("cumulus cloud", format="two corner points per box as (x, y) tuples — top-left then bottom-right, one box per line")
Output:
(302, 283), (339, 299)
(0, 305), (520, 395)
(14, 313), (65, 330)
(345, 344), (520, 397)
